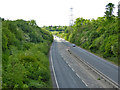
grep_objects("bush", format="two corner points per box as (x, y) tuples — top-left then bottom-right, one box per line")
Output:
(2, 55), (25, 88)
(89, 35), (104, 52)
(111, 42), (118, 57)
(58, 16), (119, 65)
(103, 35), (118, 57)
(2, 19), (53, 88)
(88, 31), (99, 45)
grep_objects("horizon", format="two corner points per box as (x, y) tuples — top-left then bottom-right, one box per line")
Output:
(0, 0), (119, 27)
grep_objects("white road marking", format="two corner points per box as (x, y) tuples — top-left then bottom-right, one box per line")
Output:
(82, 80), (88, 86)
(76, 73), (81, 79)
(66, 61), (68, 64)
(76, 73), (88, 87)
(71, 68), (75, 72)
(50, 46), (59, 89)
(68, 64), (71, 67)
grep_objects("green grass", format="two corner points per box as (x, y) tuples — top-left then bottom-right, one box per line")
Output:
(97, 78), (101, 80)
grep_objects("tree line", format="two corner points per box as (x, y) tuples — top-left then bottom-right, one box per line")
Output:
(1, 18), (53, 88)
(55, 3), (119, 65)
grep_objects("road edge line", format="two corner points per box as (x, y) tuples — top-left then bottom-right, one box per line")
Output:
(50, 45), (59, 89)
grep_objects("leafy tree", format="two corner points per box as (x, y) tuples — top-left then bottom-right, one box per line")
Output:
(2, 19), (53, 88)
(55, 2), (118, 65)
(104, 3), (115, 20)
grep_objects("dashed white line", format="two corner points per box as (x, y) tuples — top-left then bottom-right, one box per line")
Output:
(76, 73), (88, 87)
(82, 80), (88, 86)
(71, 68), (75, 72)
(65, 58), (88, 87)
(76, 73), (81, 79)
(68, 63), (88, 87)
(65, 60), (75, 72)
(68, 64), (71, 67)
(66, 61), (68, 64)
(50, 46), (59, 89)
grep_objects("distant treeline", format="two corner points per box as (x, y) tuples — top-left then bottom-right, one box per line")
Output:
(56, 3), (119, 65)
(43, 26), (67, 32)
(1, 18), (53, 88)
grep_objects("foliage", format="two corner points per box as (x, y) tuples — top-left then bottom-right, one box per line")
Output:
(2, 19), (53, 88)
(55, 3), (118, 65)
(104, 3), (115, 20)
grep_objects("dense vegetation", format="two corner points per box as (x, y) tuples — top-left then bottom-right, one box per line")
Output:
(44, 26), (66, 32)
(52, 3), (119, 65)
(1, 18), (53, 88)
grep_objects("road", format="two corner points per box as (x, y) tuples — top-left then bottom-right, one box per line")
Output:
(50, 38), (87, 88)
(61, 38), (118, 85)
(50, 36), (119, 88)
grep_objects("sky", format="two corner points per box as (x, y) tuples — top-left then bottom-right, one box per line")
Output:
(0, 0), (119, 27)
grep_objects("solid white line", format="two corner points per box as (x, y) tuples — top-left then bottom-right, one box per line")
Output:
(82, 80), (88, 86)
(50, 47), (59, 89)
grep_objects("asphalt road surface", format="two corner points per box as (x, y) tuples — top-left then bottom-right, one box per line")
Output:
(50, 36), (119, 88)
(50, 38), (87, 88)
(60, 37), (119, 85)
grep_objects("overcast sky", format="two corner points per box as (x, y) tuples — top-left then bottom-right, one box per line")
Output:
(0, 0), (119, 26)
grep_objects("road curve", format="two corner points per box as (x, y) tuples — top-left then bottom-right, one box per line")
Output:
(50, 39), (88, 88)
(60, 37), (119, 85)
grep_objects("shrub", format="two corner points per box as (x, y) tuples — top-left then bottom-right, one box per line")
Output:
(88, 31), (99, 45)
(103, 35), (118, 57)
(2, 19), (53, 88)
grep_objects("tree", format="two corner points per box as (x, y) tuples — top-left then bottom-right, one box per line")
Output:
(28, 20), (37, 26)
(104, 3), (115, 19)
